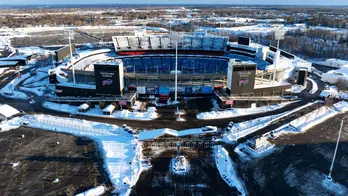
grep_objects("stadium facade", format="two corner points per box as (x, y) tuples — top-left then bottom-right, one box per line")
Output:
(48, 33), (311, 109)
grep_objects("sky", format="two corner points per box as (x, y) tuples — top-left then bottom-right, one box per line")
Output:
(1, 0), (347, 6)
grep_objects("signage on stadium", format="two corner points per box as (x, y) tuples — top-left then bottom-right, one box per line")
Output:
(102, 79), (113, 86)
(237, 78), (249, 86)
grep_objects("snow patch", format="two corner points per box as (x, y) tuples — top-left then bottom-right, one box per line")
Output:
(214, 145), (247, 196)
(197, 101), (296, 120)
(43, 101), (158, 121)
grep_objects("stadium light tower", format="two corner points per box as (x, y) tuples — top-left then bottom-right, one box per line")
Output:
(66, 30), (76, 85)
(273, 29), (285, 83)
(175, 39), (178, 102)
(326, 119), (344, 181)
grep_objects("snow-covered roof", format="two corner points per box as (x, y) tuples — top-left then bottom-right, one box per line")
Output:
(0, 104), (20, 118)
(321, 67), (348, 83)
(78, 103), (89, 110)
(0, 60), (19, 67)
(326, 58), (348, 65)
(2, 56), (27, 61)
(138, 127), (217, 141)
(103, 104), (115, 113)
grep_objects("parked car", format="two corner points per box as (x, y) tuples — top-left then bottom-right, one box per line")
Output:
(21, 121), (30, 126)
(202, 126), (218, 132)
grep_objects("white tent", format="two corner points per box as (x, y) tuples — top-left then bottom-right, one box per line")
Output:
(0, 104), (20, 118)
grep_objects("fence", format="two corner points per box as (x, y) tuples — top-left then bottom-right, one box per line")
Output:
(143, 141), (215, 148)
(26, 115), (128, 136)
(228, 112), (284, 140)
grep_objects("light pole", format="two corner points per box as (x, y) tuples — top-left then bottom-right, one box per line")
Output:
(175, 39), (178, 102)
(273, 29), (285, 84)
(67, 30), (76, 85)
(327, 119), (344, 181)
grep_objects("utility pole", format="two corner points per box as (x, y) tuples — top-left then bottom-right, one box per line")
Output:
(327, 119), (344, 181)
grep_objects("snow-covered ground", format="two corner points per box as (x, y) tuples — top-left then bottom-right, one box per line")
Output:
(284, 166), (347, 196)
(0, 73), (30, 100)
(43, 101), (158, 121)
(222, 101), (318, 143)
(23, 72), (48, 85)
(76, 186), (106, 196)
(291, 85), (306, 93)
(0, 117), (21, 132)
(320, 86), (348, 100)
(197, 101), (296, 120)
(214, 145), (247, 196)
(8, 114), (143, 196)
(271, 101), (348, 138)
(19, 86), (46, 96)
(18, 46), (53, 56)
(307, 77), (318, 94)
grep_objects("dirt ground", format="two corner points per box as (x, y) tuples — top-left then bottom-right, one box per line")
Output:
(227, 113), (348, 196)
(0, 127), (112, 196)
(131, 148), (240, 196)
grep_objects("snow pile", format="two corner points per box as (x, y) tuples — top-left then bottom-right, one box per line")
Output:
(112, 107), (158, 121)
(18, 47), (52, 56)
(338, 91), (348, 100)
(0, 117), (21, 132)
(11, 162), (20, 168)
(23, 72), (48, 85)
(214, 145), (247, 196)
(307, 78), (318, 94)
(43, 102), (158, 121)
(197, 101), (295, 120)
(320, 86), (338, 98)
(291, 85), (306, 93)
(319, 86), (348, 100)
(76, 186), (106, 196)
(332, 101), (348, 113)
(0, 73), (30, 100)
(19, 86), (46, 96)
(26, 79), (50, 87)
(20, 114), (143, 195)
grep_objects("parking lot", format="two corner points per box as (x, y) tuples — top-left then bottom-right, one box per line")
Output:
(0, 127), (112, 195)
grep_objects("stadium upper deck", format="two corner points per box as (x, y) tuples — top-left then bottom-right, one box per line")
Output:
(112, 35), (229, 55)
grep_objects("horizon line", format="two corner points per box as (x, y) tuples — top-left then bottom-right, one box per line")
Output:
(0, 3), (347, 6)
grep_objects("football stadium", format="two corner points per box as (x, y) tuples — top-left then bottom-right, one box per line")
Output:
(48, 33), (312, 109)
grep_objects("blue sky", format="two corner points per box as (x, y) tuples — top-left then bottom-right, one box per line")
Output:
(1, 0), (347, 5)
